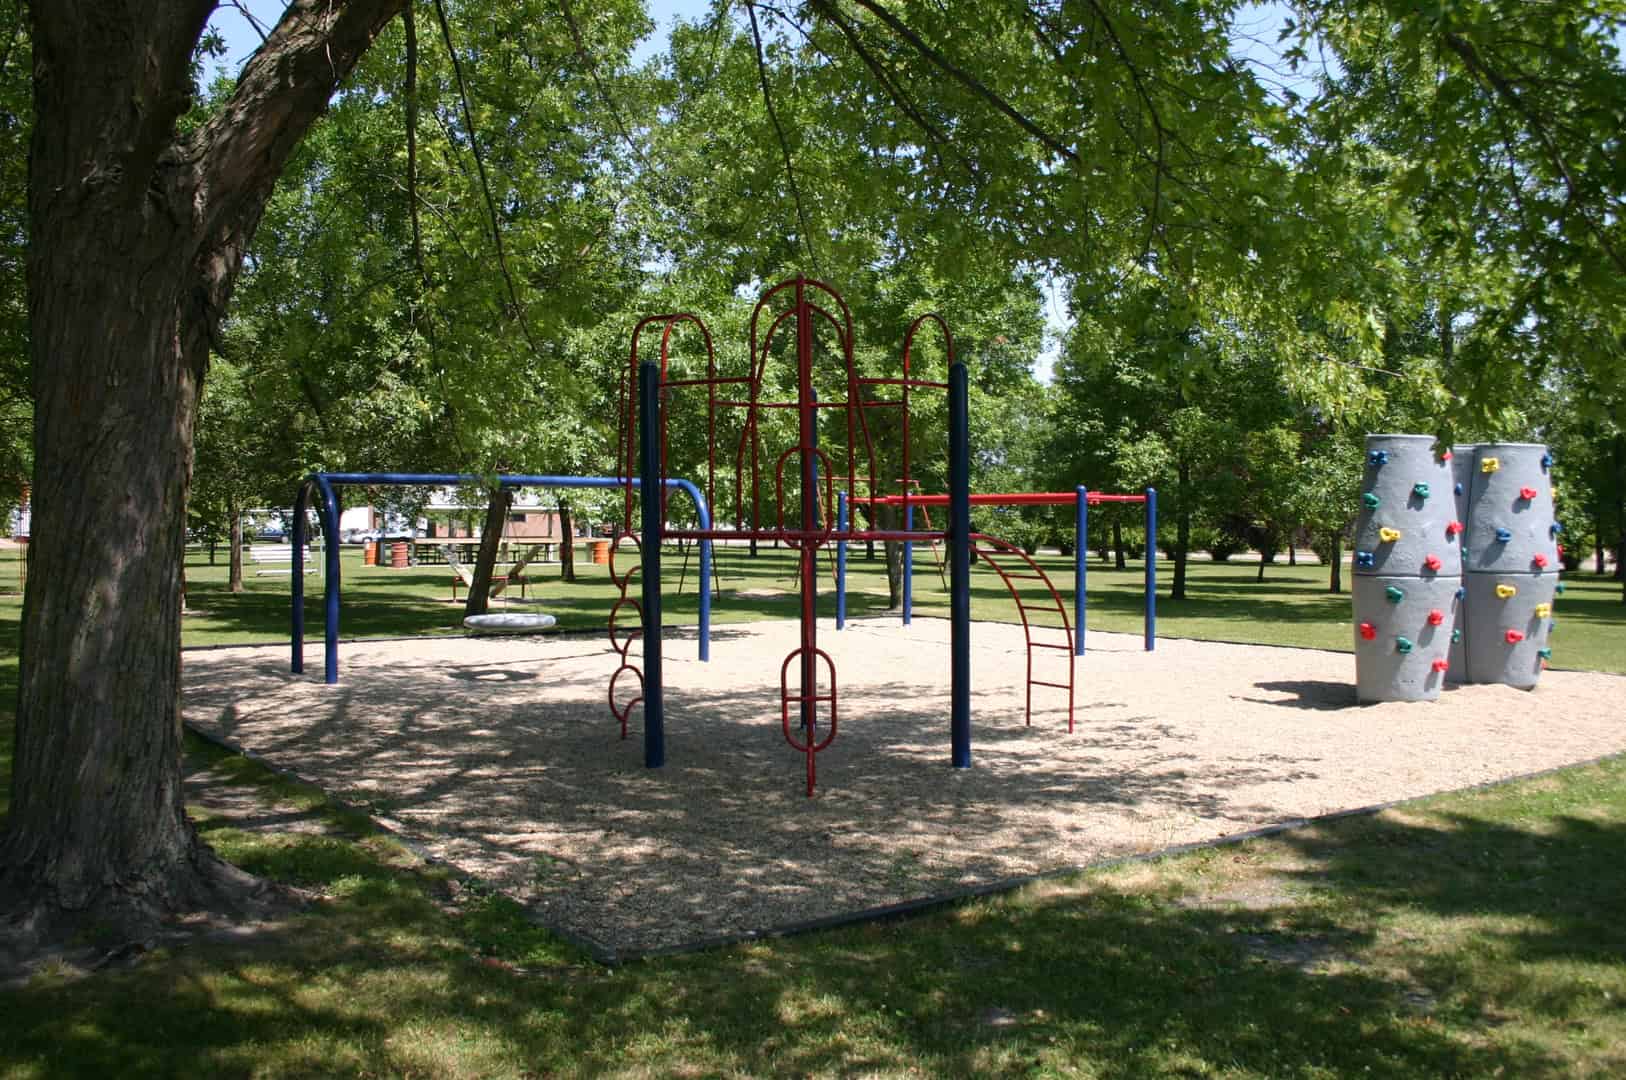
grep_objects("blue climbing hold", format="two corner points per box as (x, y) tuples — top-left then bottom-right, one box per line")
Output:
(1494, 527), (1512, 543)
(1355, 551), (1375, 568)
(1455, 586), (1466, 600)
(1541, 452), (1553, 470)
(1550, 522), (1563, 536)
(1368, 449), (1388, 467)
(1454, 482), (1463, 496)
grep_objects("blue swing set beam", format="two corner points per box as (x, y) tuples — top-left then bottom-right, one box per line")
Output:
(290, 472), (713, 685)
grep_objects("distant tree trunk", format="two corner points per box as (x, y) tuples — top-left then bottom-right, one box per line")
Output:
(879, 505), (903, 607)
(1171, 461), (1190, 601)
(558, 500), (576, 583)
(465, 488), (513, 616)
(208, 534), (217, 565)
(1596, 503), (1606, 574)
(1288, 531), (1297, 566)
(1613, 435), (1624, 590)
(228, 497), (245, 593)
(1112, 518), (1126, 569)
(1329, 530), (1343, 594)
(1, 0), (407, 949)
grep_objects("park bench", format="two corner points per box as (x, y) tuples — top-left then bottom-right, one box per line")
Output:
(247, 544), (312, 575)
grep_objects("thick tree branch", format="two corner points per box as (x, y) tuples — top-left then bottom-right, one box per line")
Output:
(1440, 30), (1626, 277)
(403, 3), (428, 287)
(844, 0), (1078, 165)
(745, 1), (819, 268)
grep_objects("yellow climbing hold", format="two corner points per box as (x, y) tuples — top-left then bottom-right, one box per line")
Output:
(1496, 583), (1518, 599)
(1378, 527), (1402, 543)
(1481, 456), (1501, 473)
(1535, 603), (1552, 618)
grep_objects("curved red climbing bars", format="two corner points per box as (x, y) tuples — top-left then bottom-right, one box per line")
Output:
(970, 533), (1076, 732)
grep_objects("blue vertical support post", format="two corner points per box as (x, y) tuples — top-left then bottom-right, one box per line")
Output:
(836, 491), (848, 630)
(903, 503), (914, 625)
(1144, 487), (1157, 651)
(1075, 485), (1088, 656)
(949, 362), (971, 768)
(320, 476), (342, 682)
(639, 362), (666, 768)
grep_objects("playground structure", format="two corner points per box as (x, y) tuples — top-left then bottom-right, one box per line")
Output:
(611, 276), (1156, 794)
(288, 473), (715, 684)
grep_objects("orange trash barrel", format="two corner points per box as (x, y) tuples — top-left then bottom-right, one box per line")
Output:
(390, 541), (410, 568)
(590, 539), (611, 565)
(362, 543), (376, 566)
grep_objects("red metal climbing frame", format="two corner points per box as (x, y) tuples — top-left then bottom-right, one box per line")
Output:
(969, 534), (1076, 731)
(614, 277), (955, 794)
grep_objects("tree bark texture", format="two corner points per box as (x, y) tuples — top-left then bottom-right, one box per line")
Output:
(2, 0), (405, 945)
(465, 488), (513, 616)
(1171, 460), (1190, 601)
(228, 496), (244, 593)
(558, 500), (575, 582)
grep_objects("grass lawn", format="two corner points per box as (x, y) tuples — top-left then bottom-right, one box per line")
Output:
(3, 540), (1625, 1076)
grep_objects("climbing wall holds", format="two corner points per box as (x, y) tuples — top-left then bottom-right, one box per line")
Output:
(1368, 449), (1389, 466)
(1481, 456), (1501, 473)
(1440, 450), (1453, 462)
(1445, 520), (1464, 537)
(1537, 647), (1552, 660)
(1395, 637), (1414, 654)
(1495, 583), (1517, 599)
(1413, 482), (1430, 499)
(1534, 602), (1551, 618)
(1455, 586), (1467, 600)
(1431, 659), (1449, 673)
(1518, 486), (1538, 501)
(1451, 628), (1462, 643)
(1454, 482), (1464, 496)
(1379, 527), (1402, 543)
(1359, 622), (1377, 640)
(1504, 629), (1525, 644)
(1362, 492), (1381, 509)
(1427, 609), (1445, 626)
(1355, 551), (1376, 568)
(1494, 527), (1512, 543)
(1532, 553), (1549, 570)
(1540, 452), (1553, 470)
(1555, 582), (1566, 595)
(1550, 522), (1563, 536)
(1385, 585), (1405, 603)
(1423, 553), (1442, 571)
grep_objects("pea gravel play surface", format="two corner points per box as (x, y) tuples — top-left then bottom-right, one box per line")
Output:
(182, 618), (1626, 955)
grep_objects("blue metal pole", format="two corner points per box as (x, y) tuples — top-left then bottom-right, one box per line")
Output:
(836, 490), (848, 630)
(1144, 486), (1157, 651)
(639, 363), (665, 768)
(903, 503), (914, 626)
(291, 478), (312, 675)
(317, 474), (342, 683)
(949, 362), (971, 769)
(1075, 485), (1087, 656)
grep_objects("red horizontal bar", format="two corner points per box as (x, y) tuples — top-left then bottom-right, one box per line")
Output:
(853, 492), (1146, 507)
(664, 529), (947, 542)
(857, 377), (950, 390)
(662, 376), (752, 388)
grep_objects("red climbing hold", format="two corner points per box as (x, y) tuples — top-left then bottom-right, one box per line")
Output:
(1359, 622), (1377, 640)
(1505, 629), (1526, 644)
(1445, 520), (1463, 537)
(1532, 553), (1549, 569)
(1427, 609), (1444, 626)
(1431, 659), (1449, 673)
(1423, 553), (1442, 571)
(1519, 486), (1538, 500)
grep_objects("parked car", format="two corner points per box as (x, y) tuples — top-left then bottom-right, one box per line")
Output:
(255, 524), (285, 541)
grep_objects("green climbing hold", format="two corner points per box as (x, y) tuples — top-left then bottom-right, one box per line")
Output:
(1537, 647), (1552, 660)
(1412, 482), (1430, 499)
(1385, 585), (1404, 604)
(1451, 628), (1461, 643)
(1555, 582), (1566, 594)
(1395, 636), (1414, 654)
(1362, 492), (1380, 509)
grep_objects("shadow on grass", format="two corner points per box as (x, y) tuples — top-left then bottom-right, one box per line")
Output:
(7, 766), (1623, 1076)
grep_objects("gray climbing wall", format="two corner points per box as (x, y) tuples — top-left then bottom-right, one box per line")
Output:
(1461, 443), (1559, 689)
(1352, 434), (1460, 702)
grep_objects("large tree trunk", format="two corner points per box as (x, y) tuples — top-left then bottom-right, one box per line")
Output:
(1171, 460), (1190, 601)
(465, 488), (513, 616)
(228, 495), (245, 593)
(1, 0), (406, 955)
(558, 499), (576, 582)
(1112, 518), (1125, 569)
